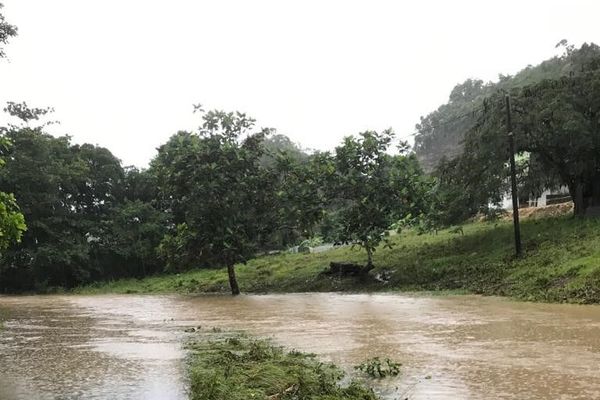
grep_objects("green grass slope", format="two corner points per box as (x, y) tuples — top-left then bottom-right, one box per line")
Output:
(76, 216), (600, 304)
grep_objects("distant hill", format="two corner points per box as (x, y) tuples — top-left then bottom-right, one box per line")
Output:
(260, 133), (308, 168)
(414, 42), (600, 172)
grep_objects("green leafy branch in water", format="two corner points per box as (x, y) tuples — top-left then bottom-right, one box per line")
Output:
(355, 357), (401, 378)
(187, 334), (380, 400)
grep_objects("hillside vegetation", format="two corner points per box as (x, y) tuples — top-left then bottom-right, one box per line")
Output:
(77, 214), (600, 304)
(414, 42), (600, 172)
(4, 40), (600, 296)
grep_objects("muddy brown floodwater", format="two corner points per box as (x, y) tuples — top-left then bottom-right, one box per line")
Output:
(0, 293), (599, 400)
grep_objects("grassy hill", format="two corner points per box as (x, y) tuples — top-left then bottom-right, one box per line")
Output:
(76, 213), (600, 304)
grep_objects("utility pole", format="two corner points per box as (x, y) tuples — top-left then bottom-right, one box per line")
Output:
(506, 95), (522, 257)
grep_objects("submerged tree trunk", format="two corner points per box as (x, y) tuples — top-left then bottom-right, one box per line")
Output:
(227, 264), (240, 296)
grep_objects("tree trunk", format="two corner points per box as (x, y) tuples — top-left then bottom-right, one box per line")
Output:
(365, 247), (374, 271)
(227, 264), (240, 296)
(574, 181), (585, 217)
(592, 174), (600, 207)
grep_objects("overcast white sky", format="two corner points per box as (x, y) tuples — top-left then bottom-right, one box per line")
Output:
(1, 0), (599, 167)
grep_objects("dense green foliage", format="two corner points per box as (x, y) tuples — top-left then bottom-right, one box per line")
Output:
(414, 41), (597, 173)
(476, 61), (600, 216)
(436, 43), (600, 219)
(2, 31), (599, 299)
(0, 8), (25, 254)
(77, 213), (600, 304)
(187, 334), (379, 400)
(0, 135), (26, 253)
(416, 42), (600, 225)
(152, 109), (281, 294)
(0, 105), (166, 291)
(324, 130), (427, 267)
(151, 112), (428, 293)
(0, 103), (428, 293)
(0, 190), (26, 252)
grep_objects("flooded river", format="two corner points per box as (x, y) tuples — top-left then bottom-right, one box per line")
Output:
(0, 293), (599, 399)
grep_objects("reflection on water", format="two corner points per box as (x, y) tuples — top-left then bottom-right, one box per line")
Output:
(0, 293), (599, 399)
(0, 296), (188, 400)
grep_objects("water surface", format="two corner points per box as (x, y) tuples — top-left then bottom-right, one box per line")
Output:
(1, 293), (599, 399)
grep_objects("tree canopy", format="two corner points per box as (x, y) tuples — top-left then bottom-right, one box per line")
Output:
(416, 42), (600, 225)
(0, 6), (25, 255)
(0, 100), (434, 293)
(0, 2), (17, 59)
(0, 104), (165, 291)
(153, 110), (282, 294)
(460, 53), (600, 216)
(414, 42), (600, 173)
(323, 130), (427, 267)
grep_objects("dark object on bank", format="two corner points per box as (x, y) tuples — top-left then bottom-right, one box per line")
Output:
(323, 262), (372, 277)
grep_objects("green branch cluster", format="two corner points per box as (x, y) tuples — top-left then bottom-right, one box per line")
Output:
(187, 334), (379, 400)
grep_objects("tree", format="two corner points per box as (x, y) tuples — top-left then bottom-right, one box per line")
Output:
(0, 103), (135, 291)
(0, 2), (17, 59)
(260, 133), (307, 168)
(154, 109), (278, 295)
(268, 150), (329, 248)
(0, 192), (25, 252)
(122, 166), (159, 203)
(452, 43), (600, 218)
(0, 117), (90, 290)
(0, 6), (24, 251)
(98, 200), (167, 279)
(418, 43), (600, 225)
(0, 111), (26, 257)
(414, 42), (600, 173)
(414, 79), (491, 172)
(327, 130), (426, 268)
(516, 75), (600, 215)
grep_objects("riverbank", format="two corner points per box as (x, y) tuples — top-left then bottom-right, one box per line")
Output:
(187, 332), (379, 400)
(75, 214), (600, 304)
